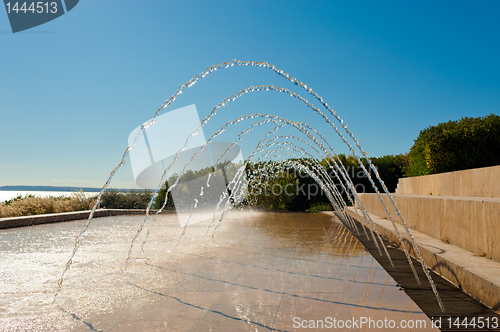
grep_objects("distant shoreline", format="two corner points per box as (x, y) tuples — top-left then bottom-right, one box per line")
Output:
(0, 186), (149, 192)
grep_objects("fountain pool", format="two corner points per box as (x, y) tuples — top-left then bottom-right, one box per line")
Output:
(0, 211), (437, 331)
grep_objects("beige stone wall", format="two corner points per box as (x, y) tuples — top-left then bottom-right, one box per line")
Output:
(395, 165), (500, 197)
(355, 193), (500, 263)
(344, 207), (500, 315)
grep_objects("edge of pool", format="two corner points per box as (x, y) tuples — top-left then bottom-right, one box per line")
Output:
(0, 209), (176, 229)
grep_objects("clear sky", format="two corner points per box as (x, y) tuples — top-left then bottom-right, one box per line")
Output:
(1, 0), (499, 189)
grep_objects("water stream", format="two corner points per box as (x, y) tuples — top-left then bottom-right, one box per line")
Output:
(54, 60), (445, 313)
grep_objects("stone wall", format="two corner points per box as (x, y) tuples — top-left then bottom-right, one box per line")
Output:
(395, 165), (500, 197)
(344, 207), (500, 314)
(356, 193), (500, 262)
(350, 166), (500, 313)
(357, 164), (500, 263)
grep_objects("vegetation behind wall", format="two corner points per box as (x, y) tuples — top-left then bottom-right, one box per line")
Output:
(405, 113), (500, 176)
(7, 114), (497, 216)
(0, 191), (97, 218)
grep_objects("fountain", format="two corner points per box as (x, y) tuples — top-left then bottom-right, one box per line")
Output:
(2, 59), (493, 332)
(52, 60), (446, 312)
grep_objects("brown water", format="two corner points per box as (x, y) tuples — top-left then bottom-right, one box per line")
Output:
(0, 211), (437, 331)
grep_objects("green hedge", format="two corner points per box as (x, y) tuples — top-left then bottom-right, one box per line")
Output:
(370, 154), (408, 192)
(405, 113), (500, 176)
(245, 155), (406, 212)
(99, 190), (153, 209)
(152, 162), (243, 211)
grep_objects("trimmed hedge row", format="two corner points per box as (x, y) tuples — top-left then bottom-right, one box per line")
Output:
(244, 155), (406, 212)
(150, 112), (500, 213)
(405, 113), (500, 176)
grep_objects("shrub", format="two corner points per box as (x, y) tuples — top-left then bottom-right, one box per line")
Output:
(370, 154), (408, 192)
(305, 203), (333, 212)
(321, 154), (406, 194)
(99, 189), (153, 209)
(0, 191), (97, 218)
(405, 113), (500, 176)
(248, 172), (298, 212)
(152, 186), (176, 210)
(245, 156), (407, 212)
(152, 161), (244, 211)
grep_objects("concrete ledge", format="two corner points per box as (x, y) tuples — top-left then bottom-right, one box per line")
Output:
(356, 193), (500, 262)
(0, 209), (175, 229)
(345, 206), (500, 314)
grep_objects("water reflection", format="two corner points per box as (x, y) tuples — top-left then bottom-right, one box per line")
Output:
(0, 211), (436, 331)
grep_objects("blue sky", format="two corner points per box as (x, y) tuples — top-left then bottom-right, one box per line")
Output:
(1, 0), (499, 189)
